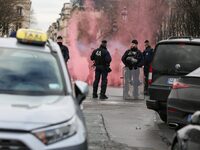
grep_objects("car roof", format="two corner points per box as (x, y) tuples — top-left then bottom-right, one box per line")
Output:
(0, 37), (52, 52)
(158, 38), (200, 45)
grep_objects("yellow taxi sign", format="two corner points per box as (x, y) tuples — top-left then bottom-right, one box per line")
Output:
(16, 29), (48, 46)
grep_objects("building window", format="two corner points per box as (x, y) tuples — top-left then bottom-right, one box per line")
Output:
(17, 6), (23, 16)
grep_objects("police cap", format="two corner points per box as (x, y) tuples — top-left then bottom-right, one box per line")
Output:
(132, 40), (138, 45)
(102, 40), (107, 44)
(57, 36), (63, 40)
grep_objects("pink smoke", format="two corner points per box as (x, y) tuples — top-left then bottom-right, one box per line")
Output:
(67, 12), (89, 81)
(66, 0), (169, 86)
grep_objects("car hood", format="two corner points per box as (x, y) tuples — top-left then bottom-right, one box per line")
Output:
(186, 67), (200, 77)
(178, 125), (200, 139)
(0, 94), (76, 131)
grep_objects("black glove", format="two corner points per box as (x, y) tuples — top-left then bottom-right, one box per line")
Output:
(128, 66), (133, 70)
(106, 67), (112, 73)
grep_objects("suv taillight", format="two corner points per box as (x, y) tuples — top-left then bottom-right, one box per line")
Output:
(172, 81), (190, 89)
(148, 65), (153, 85)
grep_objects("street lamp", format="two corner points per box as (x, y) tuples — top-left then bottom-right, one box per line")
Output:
(121, 6), (128, 23)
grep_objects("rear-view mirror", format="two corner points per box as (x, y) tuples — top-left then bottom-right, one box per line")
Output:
(190, 111), (200, 125)
(74, 81), (89, 105)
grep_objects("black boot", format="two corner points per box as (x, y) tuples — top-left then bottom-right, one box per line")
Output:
(93, 93), (98, 99)
(100, 95), (108, 100)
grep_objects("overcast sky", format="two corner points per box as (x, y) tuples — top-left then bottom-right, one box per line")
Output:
(31, 0), (70, 31)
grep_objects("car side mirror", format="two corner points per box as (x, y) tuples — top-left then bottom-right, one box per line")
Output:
(190, 111), (200, 125)
(74, 81), (89, 105)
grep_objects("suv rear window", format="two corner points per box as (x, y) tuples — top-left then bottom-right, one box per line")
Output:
(153, 43), (200, 74)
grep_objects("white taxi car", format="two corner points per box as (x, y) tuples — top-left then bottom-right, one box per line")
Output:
(0, 29), (88, 150)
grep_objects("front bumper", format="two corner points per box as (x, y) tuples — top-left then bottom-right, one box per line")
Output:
(0, 118), (88, 150)
(0, 131), (87, 150)
(51, 140), (88, 150)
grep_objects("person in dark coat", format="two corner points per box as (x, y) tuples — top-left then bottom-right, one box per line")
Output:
(121, 40), (143, 99)
(143, 40), (153, 95)
(9, 30), (16, 38)
(57, 36), (70, 63)
(91, 40), (112, 100)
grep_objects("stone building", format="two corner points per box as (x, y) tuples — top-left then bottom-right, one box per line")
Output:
(0, 0), (32, 37)
(48, 2), (73, 43)
(13, 0), (32, 30)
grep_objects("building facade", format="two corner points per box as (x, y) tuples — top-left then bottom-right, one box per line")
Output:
(48, 2), (73, 43)
(14, 0), (32, 30)
(156, 0), (176, 40)
(0, 0), (32, 37)
(47, 0), (119, 43)
(71, 0), (84, 7)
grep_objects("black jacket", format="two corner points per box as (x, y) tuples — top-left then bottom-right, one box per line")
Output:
(143, 46), (153, 65)
(90, 46), (112, 67)
(122, 48), (143, 70)
(59, 44), (70, 62)
(143, 46), (153, 75)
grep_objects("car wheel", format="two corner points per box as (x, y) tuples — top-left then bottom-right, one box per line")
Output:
(159, 112), (167, 123)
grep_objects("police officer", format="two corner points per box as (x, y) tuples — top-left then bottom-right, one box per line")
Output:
(122, 40), (143, 99)
(9, 30), (16, 38)
(143, 40), (153, 95)
(91, 40), (112, 100)
(57, 36), (70, 63)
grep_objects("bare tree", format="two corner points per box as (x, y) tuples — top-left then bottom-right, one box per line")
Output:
(159, 0), (200, 39)
(0, 0), (21, 35)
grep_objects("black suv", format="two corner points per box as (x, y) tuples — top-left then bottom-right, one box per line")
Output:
(146, 37), (200, 122)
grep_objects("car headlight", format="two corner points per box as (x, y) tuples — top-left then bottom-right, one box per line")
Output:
(32, 116), (78, 145)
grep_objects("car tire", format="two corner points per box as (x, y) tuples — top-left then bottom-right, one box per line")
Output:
(158, 112), (167, 123)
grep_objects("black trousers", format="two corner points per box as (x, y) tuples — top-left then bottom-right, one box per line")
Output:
(93, 66), (108, 96)
(144, 66), (149, 93)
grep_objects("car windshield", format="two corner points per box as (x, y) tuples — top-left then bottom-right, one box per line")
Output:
(0, 48), (64, 95)
(153, 43), (200, 74)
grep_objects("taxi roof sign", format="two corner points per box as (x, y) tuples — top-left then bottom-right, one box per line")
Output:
(16, 29), (48, 46)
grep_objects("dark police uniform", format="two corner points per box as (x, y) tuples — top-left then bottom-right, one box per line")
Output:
(91, 45), (112, 99)
(143, 46), (153, 94)
(122, 48), (143, 70)
(60, 44), (70, 63)
(57, 36), (70, 63)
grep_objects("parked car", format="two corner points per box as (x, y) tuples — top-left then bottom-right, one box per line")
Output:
(168, 67), (200, 128)
(146, 37), (200, 122)
(0, 29), (89, 150)
(171, 111), (200, 150)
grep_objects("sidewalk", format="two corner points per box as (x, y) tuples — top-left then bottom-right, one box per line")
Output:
(88, 86), (123, 96)
(86, 86), (145, 105)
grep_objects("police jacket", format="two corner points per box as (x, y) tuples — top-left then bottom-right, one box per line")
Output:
(90, 46), (112, 67)
(59, 44), (70, 62)
(121, 48), (143, 70)
(143, 46), (153, 66)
